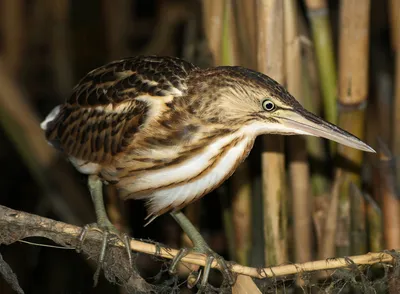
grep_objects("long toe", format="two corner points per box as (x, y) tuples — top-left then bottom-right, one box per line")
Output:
(169, 246), (235, 291)
(76, 222), (133, 287)
(199, 248), (235, 289)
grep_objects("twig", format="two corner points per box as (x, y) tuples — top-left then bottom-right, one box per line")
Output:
(0, 204), (397, 280)
(0, 253), (24, 294)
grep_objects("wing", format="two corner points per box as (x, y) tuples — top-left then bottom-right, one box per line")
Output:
(43, 55), (199, 164)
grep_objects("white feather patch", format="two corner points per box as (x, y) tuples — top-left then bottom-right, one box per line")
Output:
(120, 133), (242, 193)
(40, 105), (61, 130)
(69, 157), (100, 174)
(143, 136), (253, 217)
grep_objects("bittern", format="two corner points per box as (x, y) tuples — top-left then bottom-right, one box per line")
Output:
(41, 55), (374, 288)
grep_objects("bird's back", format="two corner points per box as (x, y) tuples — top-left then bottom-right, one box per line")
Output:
(42, 55), (199, 167)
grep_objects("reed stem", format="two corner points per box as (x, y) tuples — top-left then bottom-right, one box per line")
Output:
(304, 0), (337, 128)
(256, 0), (288, 266)
(284, 0), (313, 264)
(336, 0), (371, 256)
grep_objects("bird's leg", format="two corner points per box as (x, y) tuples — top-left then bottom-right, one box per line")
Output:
(77, 175), (132, 286)
(169, 210), (235, 290)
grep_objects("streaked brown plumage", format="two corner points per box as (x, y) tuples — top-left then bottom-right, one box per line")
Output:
(43, 55), (373, 219)
(41, 55), (374, 287)
(43, 56), (277, 218)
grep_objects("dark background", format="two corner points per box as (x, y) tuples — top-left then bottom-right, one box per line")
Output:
(0, 0), (397, 293)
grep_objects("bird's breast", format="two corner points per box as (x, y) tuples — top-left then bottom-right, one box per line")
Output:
(116, 132), (254, 220)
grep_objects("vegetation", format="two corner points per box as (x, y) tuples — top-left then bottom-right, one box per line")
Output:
(0, 0), (399, 293)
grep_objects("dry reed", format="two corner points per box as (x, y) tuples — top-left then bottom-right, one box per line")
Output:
(378, 142), (400, 249)
(336, 0), (371, 256)
(256, 0), (288, 266)
(304, 0), (337, 129)
(284, 0), (313, 264)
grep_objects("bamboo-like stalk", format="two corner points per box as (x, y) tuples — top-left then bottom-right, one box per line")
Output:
(299, 13), (330, 257)
(284, 0), (313, 265)
(389, 0), (400, 52)
(370, 43), (392, 151)
(318, 170), (342, 260)
(232, 0), (258, 69)
(378, 142), (400, 249)
(256, 0), (287, 266)
(389, 11), (400, 291)
(336, 0), (371, 257)
(349, 183), (367, 254)
(389, 0), (400, 195)
(304, 0), (337, 129)
(317, 169), (342, 281)
(201, 0), (224, 65)
(364, 193), (383, 252)
(378, 141), (400, 294)
(300, 22), (329, 199)
(221, 0), (239, 66)
(0, 0), (25, 77)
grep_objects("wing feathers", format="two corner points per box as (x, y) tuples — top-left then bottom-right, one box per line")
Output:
(44, 56), (198, 164)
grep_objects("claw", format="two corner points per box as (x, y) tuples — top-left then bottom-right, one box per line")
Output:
(169, 247), (190, 275)
(198, 255), (214, 290)
(170, 211), (235, 289)
(187, 270), (202, 289)
(169, 246), (235, 290)
(75, 223), (133, 287)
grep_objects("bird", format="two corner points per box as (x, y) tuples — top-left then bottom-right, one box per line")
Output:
(40, 55), (375, 289)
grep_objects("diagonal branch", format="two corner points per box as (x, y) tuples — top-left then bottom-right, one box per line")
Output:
(0, 204), (397, 280)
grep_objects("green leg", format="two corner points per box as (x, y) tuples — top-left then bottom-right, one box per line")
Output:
(169, 211), (235, 290)
(78, 175), (132, 286)
(88, 175), (115, 229)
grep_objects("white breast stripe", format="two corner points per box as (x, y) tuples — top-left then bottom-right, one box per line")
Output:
(143, 136), (253, 218)
(119, 133), (240, 193)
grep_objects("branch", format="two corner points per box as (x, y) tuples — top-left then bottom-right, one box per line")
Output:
(0, 204), (397, 281)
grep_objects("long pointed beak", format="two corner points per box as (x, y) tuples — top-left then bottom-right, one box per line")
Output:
(279, 108), (375, 153)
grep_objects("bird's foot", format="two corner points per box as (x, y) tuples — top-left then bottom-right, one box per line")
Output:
(169, 244), (235, 291)
(76, 220), (132, 286)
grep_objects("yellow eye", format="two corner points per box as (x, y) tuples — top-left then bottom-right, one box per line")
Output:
(262, 99), (275, 111)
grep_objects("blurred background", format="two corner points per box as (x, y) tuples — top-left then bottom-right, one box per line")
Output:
(0, 0), (399, 293)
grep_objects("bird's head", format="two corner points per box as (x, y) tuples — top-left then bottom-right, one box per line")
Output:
(190, 66), (375, 153)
